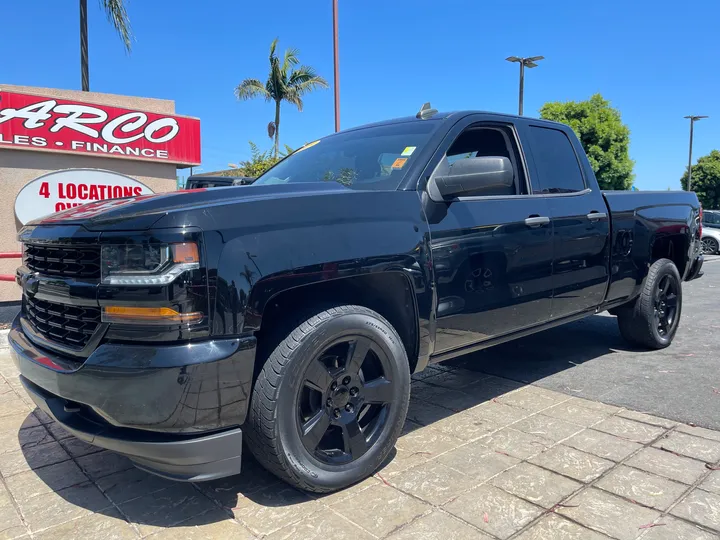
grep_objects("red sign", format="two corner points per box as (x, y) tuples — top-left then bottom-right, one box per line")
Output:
(0, 90), (201, 166)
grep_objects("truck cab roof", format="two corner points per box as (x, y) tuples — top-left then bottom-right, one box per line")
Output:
(338, 110), (568, 135)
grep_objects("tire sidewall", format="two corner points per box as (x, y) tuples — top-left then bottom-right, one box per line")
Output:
(648, 260), (682, 346)
(274, 310), (410, 491)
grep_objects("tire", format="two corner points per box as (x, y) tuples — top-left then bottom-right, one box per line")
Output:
(244, 305), (411, 493)
(702, 237), (719, 255)
(617, 258), (682, 349)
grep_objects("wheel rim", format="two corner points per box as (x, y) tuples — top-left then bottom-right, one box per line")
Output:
(655, 274), (679, 338)
(296, 335), (394, 465)
(702, 238), (717, 254)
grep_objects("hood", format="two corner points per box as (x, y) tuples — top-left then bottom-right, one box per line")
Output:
(28, 182), (350, 231)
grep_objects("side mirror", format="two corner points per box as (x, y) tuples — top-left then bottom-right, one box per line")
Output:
(428, 156), (514, 201)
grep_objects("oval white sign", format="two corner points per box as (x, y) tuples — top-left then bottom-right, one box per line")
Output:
(14, 168), (154, 225)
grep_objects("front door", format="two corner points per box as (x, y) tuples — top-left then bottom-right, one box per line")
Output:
(426, 122), (555, 354)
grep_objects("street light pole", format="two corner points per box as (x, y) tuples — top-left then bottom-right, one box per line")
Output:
(684, 115), (708, 191)
(332, 0), (340, 132)
(80, 0), (89, 91)
(506, 56), (544, 116)
(518, 61), (525, 116)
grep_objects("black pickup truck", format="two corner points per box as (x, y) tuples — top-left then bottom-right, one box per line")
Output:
(10, 108), (703, 493)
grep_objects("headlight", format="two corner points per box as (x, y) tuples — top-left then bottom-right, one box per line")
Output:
(101, 243), (200, 285)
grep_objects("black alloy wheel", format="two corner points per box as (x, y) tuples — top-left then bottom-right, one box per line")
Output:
(617, 258), (682, 349)
(654, 274), (679, 338)
(245, 305), (410, 493)
(297, 336), (394, 465)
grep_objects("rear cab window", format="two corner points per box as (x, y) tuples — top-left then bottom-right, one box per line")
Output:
(526, 126), (586, 194)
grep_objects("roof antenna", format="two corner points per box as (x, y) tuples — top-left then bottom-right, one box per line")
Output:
(416, 102), (438, 120)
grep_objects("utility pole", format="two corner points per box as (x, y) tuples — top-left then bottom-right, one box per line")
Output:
(684, 115), (708, 191)
(332, 0), (340, 132)
(506, 56), (544, 116)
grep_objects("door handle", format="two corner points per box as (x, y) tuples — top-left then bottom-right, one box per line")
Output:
(525, 216), (550, 228)
(587, 212), (608, 221)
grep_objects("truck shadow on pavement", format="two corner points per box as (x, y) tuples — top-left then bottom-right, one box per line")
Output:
(446, 313), (638, 384)
(19, 315), (634, 530)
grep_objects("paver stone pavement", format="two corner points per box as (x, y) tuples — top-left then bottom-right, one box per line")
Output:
(0, 347), (719, 539)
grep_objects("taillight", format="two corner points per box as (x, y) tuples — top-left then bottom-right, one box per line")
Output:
(699, 205), (703, 238)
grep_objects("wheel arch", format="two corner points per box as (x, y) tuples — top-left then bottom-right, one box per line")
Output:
(651, 232), (689, 278)
(250, 271), (421, 374)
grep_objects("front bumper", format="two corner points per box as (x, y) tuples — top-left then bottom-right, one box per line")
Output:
(9, 315), (257, 482)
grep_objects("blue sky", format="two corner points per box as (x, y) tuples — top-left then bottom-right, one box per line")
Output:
(2, 0), (718, 190)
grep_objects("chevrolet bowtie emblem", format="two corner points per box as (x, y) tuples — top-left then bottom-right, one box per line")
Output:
(24, 275), (39, 295)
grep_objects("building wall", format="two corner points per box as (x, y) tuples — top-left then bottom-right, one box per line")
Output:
(1, 84), (175, 115)
(0, 85), (182, 302)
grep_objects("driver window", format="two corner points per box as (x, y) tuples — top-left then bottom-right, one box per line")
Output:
(444, 126), (528, 196)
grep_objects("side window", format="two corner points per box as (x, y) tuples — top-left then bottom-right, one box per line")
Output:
(447, 151), (477, 166)
(704, 212), (720, 226)
(527, 126), (586, 194)
(443, 126), (527, 196)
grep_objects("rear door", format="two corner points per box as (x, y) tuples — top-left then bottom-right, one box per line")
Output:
(521, 123), (610, 318)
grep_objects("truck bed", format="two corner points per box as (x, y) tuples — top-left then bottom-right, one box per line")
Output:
(602, 189), (701, 305)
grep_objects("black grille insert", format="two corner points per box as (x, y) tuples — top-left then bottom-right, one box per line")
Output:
(24, 296), (101, 350)
(24, 244), (101, 279)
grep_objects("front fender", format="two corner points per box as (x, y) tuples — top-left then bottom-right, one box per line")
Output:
(209, 190), (434, 365)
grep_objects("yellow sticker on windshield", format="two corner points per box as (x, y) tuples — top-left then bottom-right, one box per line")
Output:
(401, 146), (416, 156)
(391, 158), (408, 169)
(295, 140), (320, 153)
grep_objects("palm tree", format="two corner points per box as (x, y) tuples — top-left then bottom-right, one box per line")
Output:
(80, 0), (133, 91)
(235, 38), (328, 158)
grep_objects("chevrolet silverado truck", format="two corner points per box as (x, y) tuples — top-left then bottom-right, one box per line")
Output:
(11, 108), (703, 493)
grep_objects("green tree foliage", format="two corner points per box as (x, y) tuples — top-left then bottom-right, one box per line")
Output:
(99, 0), (132, 50)
(222, 142), (293, 178)
(539, 94), (634, 190)
(681, 150), (720, 209)
(235, 38), (328, 158)
(80, 0), (133, 90)
(322, 168), (357, 187)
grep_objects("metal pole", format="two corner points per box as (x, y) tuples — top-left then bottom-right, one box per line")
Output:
(518, 61), (525, 116)
(332, 0), (340, 132)
(80, 0), (89, 91)
(687, 119), (694, 191)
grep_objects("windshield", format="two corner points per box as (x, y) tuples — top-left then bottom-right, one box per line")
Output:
(253, 121), (438, 190)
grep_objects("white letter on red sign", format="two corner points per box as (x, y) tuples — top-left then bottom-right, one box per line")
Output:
(101, 112), (147, 144)
(0, 100), (56, 128)
(50, 105), (108, 137)
(144, 118), (179, 143)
